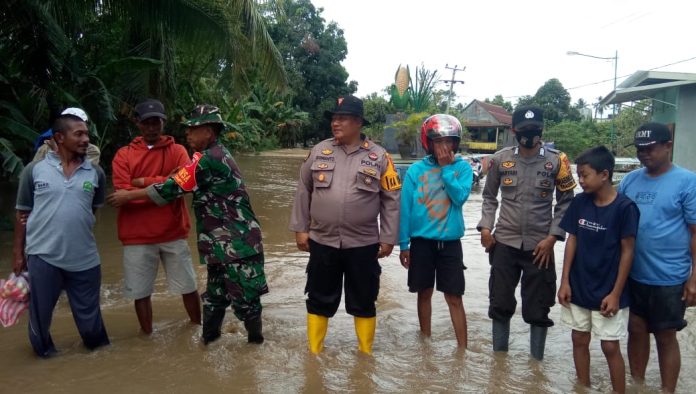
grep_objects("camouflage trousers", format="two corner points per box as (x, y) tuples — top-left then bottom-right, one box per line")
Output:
(202, 254), (269, 321)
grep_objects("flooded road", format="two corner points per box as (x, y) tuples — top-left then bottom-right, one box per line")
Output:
(1, 153), (695, 393)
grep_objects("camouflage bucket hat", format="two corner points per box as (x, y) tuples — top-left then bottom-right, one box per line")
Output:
(181, 104), (228, 128)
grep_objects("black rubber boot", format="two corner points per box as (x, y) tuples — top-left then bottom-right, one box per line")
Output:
(530, 325), (548, 361)
(492, 319), (510, 352)
(202, 308), (225, 345)
(244, 315), (264, 344)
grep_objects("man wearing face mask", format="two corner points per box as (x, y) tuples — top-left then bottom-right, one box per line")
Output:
(477, 105), (576, 361)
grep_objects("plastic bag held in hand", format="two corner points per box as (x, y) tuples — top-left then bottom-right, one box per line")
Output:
(0, 272), (30, 327)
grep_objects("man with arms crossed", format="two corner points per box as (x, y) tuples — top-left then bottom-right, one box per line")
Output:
(112, 99), (201, 334)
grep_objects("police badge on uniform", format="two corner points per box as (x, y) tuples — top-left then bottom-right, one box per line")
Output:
(363, 168), (377, 176)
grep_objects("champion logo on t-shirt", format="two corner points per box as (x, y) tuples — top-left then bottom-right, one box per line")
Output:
(578, 218), (607, 232)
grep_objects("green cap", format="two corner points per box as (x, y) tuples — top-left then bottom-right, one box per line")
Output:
(181, 104), (226, 128)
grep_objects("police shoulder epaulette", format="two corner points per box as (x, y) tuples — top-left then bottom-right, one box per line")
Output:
(314, 138), (332, 150)
(370, 143), (386, 154)
(495, 146), (514, 157)
(545, 146), (560, 154)
(319, 137), (334, 146)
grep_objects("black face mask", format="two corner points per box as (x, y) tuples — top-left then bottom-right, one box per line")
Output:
(515, 129), (542, 149)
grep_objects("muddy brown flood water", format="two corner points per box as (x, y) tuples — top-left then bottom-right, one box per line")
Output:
(1, 153), (695, 393)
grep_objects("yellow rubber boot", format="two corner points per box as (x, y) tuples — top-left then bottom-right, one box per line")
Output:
(354, 316), (376, 354)
(307, 313), (329, 354)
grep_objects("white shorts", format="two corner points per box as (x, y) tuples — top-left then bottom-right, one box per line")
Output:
(123, 239), (198, 299)
(560, 303), (629, 341)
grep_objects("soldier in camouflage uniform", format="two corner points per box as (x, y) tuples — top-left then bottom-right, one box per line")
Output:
(107, 104), (268, 345)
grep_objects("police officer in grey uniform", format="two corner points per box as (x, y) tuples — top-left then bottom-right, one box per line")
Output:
(478, 105), (576, 360)
(290, 95), (401, 354)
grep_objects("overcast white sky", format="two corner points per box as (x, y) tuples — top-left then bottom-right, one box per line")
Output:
(310, 0), (696, 108)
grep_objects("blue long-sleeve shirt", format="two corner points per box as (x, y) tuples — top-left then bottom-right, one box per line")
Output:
(399, 155), (472, 250)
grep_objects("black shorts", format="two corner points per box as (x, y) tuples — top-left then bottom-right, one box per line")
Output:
(407, 238), (465, 295)
(305, 239), (381, 318)
(629, 278), (687, 333)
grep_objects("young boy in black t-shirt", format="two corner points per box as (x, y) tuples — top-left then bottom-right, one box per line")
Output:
(557, 146), (639, 393)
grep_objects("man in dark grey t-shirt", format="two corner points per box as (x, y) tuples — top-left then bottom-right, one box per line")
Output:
(13, 111), (110, 357)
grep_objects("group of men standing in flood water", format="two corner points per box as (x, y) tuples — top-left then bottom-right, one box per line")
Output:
(288, 95), (696, 393)
(10, 94), (696, 393)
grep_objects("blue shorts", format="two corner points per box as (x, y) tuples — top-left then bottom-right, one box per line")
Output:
(629, 278), (687, 333)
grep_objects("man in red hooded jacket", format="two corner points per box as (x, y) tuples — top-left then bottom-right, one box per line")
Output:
(112, 99), (201, 334)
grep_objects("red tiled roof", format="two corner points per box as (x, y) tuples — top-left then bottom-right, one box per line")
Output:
(470, 100), (512, 125)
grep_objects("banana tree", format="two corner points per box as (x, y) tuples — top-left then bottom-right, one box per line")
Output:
(245, 84), (309, 147)
(0, 138), (24, 178)
(1, 0), (288, 176)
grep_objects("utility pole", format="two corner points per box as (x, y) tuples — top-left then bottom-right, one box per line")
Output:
(567, 50), (619, 153)
(442, 64), (465, 114)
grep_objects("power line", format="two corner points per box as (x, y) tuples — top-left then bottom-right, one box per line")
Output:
(567, 55), (696, 90)
(502, 55), (696, 99)
(646, 55), (696, 71)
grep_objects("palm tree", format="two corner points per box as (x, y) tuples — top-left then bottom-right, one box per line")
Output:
(0, 0), (287, 178)
(593, 96), (605, 120)
(2, 0), (286, 90)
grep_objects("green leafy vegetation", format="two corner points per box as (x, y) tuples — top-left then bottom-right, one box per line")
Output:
(0, 0), (353, 180)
